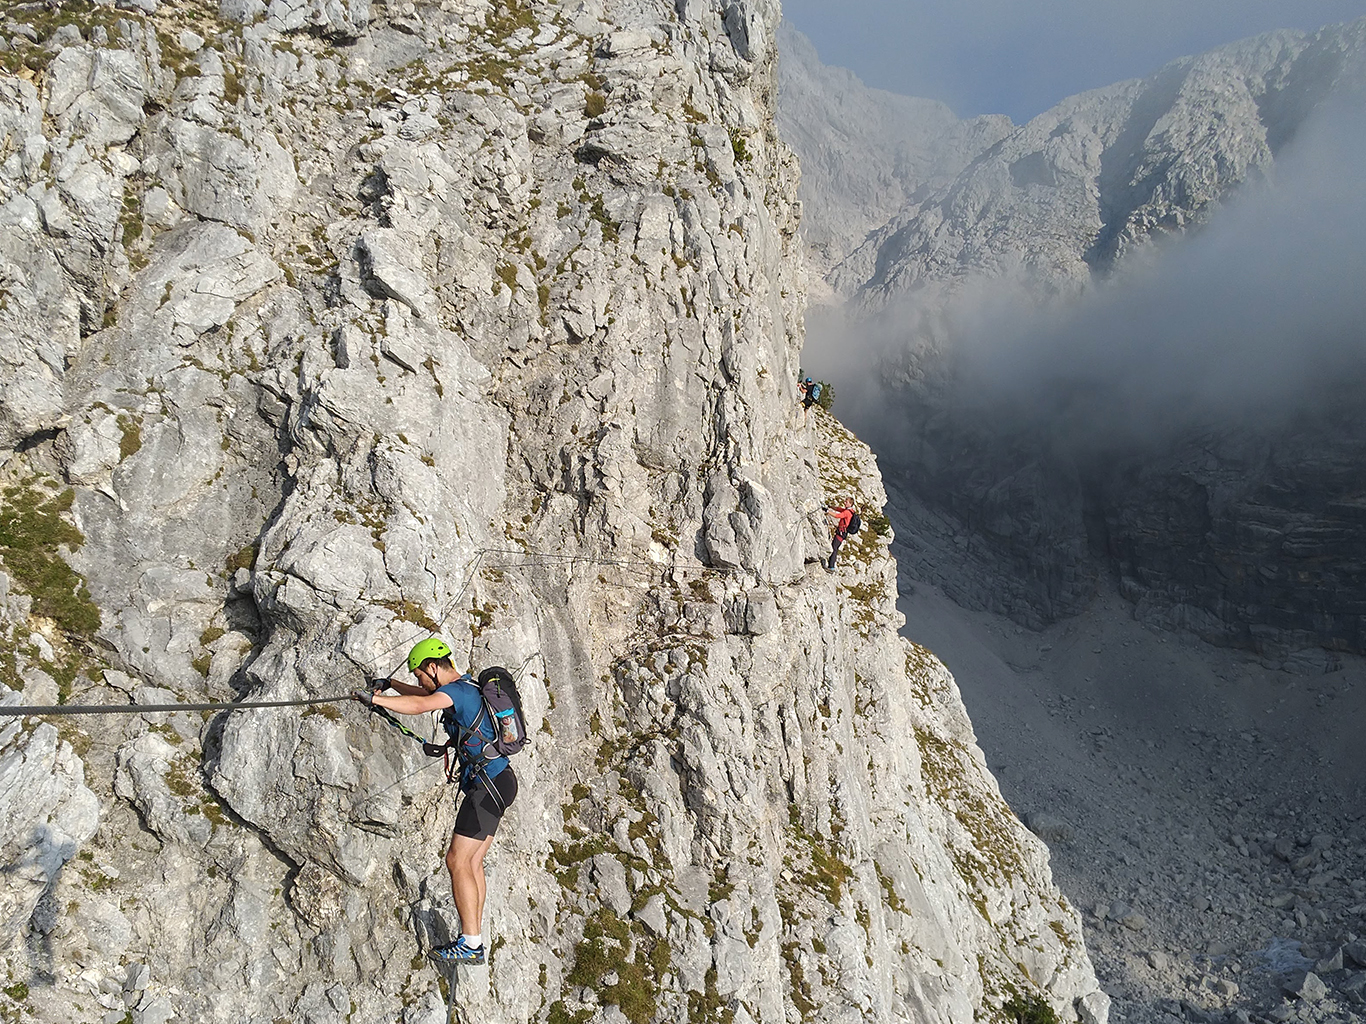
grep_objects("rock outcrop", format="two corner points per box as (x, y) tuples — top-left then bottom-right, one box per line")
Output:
(0, 2), (1103, 1022)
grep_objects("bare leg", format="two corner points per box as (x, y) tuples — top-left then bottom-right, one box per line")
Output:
(471, 835), (491, 925)
(446, 832), (496, 936)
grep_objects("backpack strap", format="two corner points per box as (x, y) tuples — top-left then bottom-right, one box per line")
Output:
(453, 702), (491, 761)
(472, 763), (508, 812)
(449, 701), (509, 796)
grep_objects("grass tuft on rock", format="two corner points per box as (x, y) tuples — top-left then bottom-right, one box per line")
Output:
(1001, 988), (1060, 1024)
(564, 907), (666, 1024)
(0, 482), (100, 637)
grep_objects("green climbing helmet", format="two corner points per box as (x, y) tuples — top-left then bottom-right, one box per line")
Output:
(408, 637), (452, 674)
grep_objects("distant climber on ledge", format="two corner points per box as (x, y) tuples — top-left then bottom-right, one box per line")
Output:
(798, 375), (822, 420)
(360, 638), (523, 965)
(825, 498), (859, 572)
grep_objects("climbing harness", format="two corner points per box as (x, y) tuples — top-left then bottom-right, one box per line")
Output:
(368, 660), (534, 809)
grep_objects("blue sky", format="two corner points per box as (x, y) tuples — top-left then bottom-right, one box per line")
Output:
(782, 0), (1366, 121)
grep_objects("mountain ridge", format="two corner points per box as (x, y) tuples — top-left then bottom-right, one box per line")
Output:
(781, 16), (1366, 305)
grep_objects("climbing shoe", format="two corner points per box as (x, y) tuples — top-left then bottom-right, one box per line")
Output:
(427, 936), (485, 965)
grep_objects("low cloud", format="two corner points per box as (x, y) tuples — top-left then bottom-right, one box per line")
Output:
(804, 95), (1366, 453)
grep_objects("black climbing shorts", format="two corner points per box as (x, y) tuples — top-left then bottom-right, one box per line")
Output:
(453, 768), (518, 841)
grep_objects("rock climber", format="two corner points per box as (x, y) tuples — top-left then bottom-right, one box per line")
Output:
(825, 498), (856, 572)
(799, 376), (822, 420)
(362, 638), (518, 965)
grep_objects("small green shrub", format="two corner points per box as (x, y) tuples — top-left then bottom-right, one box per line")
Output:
(729, 128), (750, 163)
(1001, 989), (1059, 1024)
(584, 91), (607, 118)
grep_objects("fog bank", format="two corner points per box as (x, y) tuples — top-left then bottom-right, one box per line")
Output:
(804, 96), (1366, 451)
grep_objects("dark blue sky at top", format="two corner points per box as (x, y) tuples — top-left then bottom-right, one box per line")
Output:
(781, 0), (1366, 122)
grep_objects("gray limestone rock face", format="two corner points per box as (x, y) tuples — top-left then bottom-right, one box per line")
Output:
(358, 228), (438, 319)
(0, 229), (80, 448)
(113, 733), (214, 847)
(265, 0), (369, 38)
(46, 46), (146, 147)
(1077, 988), (1112, 1024)
(0, 704), (100, 943)
(0, 1), (1104, 1022)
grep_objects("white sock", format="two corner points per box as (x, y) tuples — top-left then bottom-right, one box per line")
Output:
(462, 933), (482, 947)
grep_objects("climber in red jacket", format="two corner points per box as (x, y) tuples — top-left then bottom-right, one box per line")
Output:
(825, 499), (857, 572)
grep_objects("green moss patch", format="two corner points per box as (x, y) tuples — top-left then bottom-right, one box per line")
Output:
(780, 944), (816, 1019)
(588, 195), (619, 244)
(915, 726), (1023, 889)
(1001, 988), (1060, 1024)
(875, 863), (910, 915)
(787, 804), (852, 906)
(225, 542), (258, 575)
(547, 1003), (593, 1024)
(0, 0), (131, 76)
(0, 482), (100, 637)
(546, 833), (612, 890)
(485, 0), (537, 42)
(565, 907), (669, 1024)
(379, 599), (440, 633)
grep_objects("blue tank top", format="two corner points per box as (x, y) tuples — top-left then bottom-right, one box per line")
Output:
(437, 677), (509, 790)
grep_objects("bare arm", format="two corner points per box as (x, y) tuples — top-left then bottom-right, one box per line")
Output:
(383, 678), (432, 697)
(373, 691), (453, 715)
